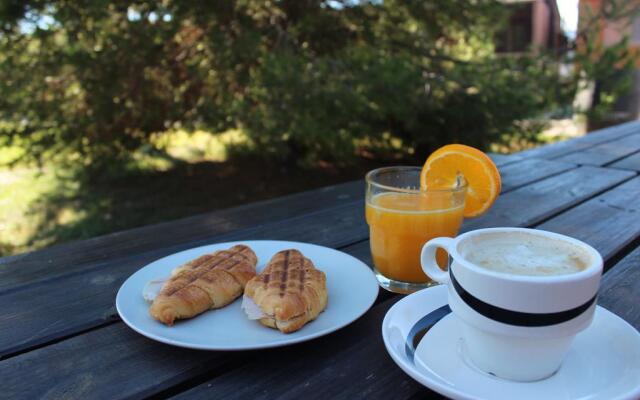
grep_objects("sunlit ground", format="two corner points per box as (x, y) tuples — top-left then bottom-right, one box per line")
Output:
(0, 166), (59, 255)
(2, 130), (248, 255)
(0, 122), (581, 257)
(0, 129), (383, 256)
(1, 131), (208, 254)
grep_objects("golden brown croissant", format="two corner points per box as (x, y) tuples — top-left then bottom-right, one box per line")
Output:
(149, 244), (257, 325)
(244, 249), (327, 333)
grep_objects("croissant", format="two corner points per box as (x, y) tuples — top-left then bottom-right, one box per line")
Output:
(149, 244), (257, 325)
(244, 249), (327, 333)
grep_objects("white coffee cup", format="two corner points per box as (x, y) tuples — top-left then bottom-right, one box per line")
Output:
(420, 227), (603, 381)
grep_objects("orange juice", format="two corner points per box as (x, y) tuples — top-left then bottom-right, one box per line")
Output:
(365, 192), (464, 283)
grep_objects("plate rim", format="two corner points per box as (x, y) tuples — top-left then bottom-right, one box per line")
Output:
(382, 285), (640, 400)
(116, 239), (379, 351)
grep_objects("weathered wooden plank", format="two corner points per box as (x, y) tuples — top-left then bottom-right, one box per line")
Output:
(0, 244), (398, 400)
(0, 154), (558, 293)
(537, 176), (640, 261)
(0, 322), (236, 400)
(0, 157), (586, 295)
(4, 170), (638, 400)
(517, 121), (640, 160)
(0, 154), (583, 294)
(608, 151), (640, 171)
(170, 297), (435, 400)
(0, 155), (581, 294)
(1, 164), (631, 394)
(598, 245), (640, 329)
(499, 159), (576, 192)
(5, 126), (640, 400)
(488, 153), (522, 167)
(465, 166), (635, 230)
(554, 134), (640, 166)
(0, 180), (364, 292)
(0, 157), (575, 295)
(1, 165), (631, 360)
(0, 201), (369, 358)
(0, 301), (404, 400)
(521, 140), (595, 160)
(171, 241), (640, 400)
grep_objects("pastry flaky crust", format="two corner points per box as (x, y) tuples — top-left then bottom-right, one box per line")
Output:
(244, 249), (328, 333)
(149, 244), (257, 325)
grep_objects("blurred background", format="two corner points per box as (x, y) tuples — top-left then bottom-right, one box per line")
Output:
(1, 0), (639, 256)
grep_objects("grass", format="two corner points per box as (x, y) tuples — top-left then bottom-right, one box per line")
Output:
(0, 129), (385, 257)
(0, 167), (61, 255)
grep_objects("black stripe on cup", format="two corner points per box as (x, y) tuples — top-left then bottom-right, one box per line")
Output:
(450, 269), (597, 327)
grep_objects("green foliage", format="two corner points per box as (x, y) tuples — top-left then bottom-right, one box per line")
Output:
(0, 0), (637, 167)
(1, 0), (638, 256)
(570, 0), (640, 128)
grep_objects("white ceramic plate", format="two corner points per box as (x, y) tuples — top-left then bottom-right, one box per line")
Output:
(382, 285), (640, 400)
(116, 240), (378, 350)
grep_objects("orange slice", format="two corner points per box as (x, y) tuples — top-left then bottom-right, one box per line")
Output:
(420, 144), (501, 218)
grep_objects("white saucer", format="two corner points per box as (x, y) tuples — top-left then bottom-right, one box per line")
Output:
(382, 285), (640, 400)
(116, 240), (378, 350)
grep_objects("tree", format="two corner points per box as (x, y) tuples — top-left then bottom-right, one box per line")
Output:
(0, 0), (636, 168)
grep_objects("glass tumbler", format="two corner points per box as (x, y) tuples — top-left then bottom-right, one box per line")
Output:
(365, 166), (467, 293)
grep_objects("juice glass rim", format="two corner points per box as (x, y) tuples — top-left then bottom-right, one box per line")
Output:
(365, 166), (468, 195)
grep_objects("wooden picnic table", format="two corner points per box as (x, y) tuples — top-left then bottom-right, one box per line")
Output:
(2, 121), (640, 399)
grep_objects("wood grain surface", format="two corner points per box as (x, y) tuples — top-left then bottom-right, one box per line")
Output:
(554, 134), (640, 166)
(488, 153), (522, 167)
(0, 180), (364, 291)
(2, 122), (640, 400)
(464, 166), (634, 230)
(609, 151), (640, 171)
(0, 200), (369, 358)
(517, 121), (640, 160)
(499, 158), (575, 192)
(598, 246), (640, 329)
(537, 176), (640, 261)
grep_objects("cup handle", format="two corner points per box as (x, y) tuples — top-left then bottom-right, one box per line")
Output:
(421, 237), (454, 284)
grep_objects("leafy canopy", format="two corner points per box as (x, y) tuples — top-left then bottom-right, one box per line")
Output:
(0, 0), (636, 166)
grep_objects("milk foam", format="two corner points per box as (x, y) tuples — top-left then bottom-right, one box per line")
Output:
(462, 232), (589, 276)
